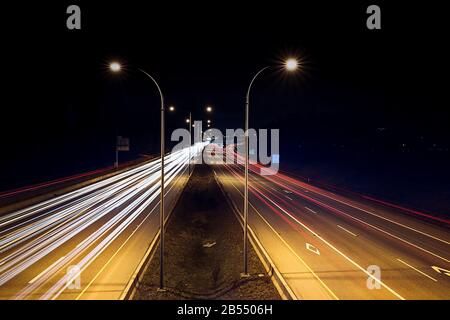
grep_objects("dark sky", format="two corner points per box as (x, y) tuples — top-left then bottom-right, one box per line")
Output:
(1, 1), (449, 189)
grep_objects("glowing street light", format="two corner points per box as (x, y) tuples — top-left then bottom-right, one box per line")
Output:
(109, 62), (121, 72)
(109, 61), (167, 290)
(169, 105), (175, 112)
(285, 58), (298, 71)
(206, 106), (213, 112)
(185, 118), (190, 123)
(207, 119), (211, 124)
(242, 58), (299, 276)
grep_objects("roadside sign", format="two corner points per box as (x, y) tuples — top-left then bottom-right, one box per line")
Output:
(117, 136), (130, 151)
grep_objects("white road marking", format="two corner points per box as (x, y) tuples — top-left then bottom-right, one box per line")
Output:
(260, 192), (405, 300)
(306, 243), (320, 255)
(272, 180), (450, 263)
(226, 180), (338, 299)
(284, 195), (293, 201)
(283, 190), (293, 194)
(431, 266), (450, 277)
(29, 256), (65, 284)
(301, 186), (450, 245)
(337, 225), (358, 237)
(397, 259), (438, 282)
(304, 207), (317, 214)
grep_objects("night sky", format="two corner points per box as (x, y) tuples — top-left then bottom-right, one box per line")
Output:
(1, 1), (449, 191)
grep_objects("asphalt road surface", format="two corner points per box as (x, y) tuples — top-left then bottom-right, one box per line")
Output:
(211, 145), (450, 300)
(0, 144), (204, 300)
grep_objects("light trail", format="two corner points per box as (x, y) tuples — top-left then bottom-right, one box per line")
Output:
(0, 142), (207, 299)
(212, 145), (450, 299)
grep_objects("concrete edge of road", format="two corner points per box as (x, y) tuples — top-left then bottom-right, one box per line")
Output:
(213, 170), (297, 301)
(119, 168), (193, 300)
(0, 157), (154, 216)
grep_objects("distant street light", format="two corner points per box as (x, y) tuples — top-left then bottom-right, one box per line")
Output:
(242, 58), (299, 276)
(109, 62), (121, 72)
(169, 105), (175, 112)
(109, 61), (168, 290)
(186, 108), (213, 174)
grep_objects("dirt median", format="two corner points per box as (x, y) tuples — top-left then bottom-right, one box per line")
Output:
(134, 164), (280, 300)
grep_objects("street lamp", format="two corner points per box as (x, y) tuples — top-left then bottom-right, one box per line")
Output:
(169, 105), (175, 112)
(186, 108), (212, 174)
(285, 58), (298, 71)
(242, 58), (298, 276)
(110, 62), (121, 72)
(187, 112), (192, 175)
(109, 61), (167, 290)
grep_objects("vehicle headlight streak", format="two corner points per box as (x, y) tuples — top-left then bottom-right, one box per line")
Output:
(0, 143), (207, 299)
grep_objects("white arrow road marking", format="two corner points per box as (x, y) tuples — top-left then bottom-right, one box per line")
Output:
(431, 266), (450, 277)
(397, 259), (438, 282)
(306, 243), (320, 255)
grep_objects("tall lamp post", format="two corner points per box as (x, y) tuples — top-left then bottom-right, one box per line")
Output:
(109, 62), (168, 290)
(185, 107), (213, 174)
(243, 58), (298, 275)
(185, 112), (192, 175)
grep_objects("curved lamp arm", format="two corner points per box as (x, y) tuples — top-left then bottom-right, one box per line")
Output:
(138, 68), (164, 110)
(246, 66), (270, 103)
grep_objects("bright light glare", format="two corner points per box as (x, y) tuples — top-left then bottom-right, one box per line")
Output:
(285, 58), (298, 71)
(110, 62), (121, 72)
(186, 118), (190, 123)
(206, 106), (212, 112)
(169, 106), (175, 112)
(207, 119), (211, 123)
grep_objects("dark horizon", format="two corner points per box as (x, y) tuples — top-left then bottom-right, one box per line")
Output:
(1, 1), (449, 212)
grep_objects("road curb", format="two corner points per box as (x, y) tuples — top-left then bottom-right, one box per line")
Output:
(213, 169), (297, 300)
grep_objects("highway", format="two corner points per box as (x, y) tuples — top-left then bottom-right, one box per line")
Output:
(1, 141), (449, 300)
(213, 145), (450, 300)
(0, 144), (204, 300)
